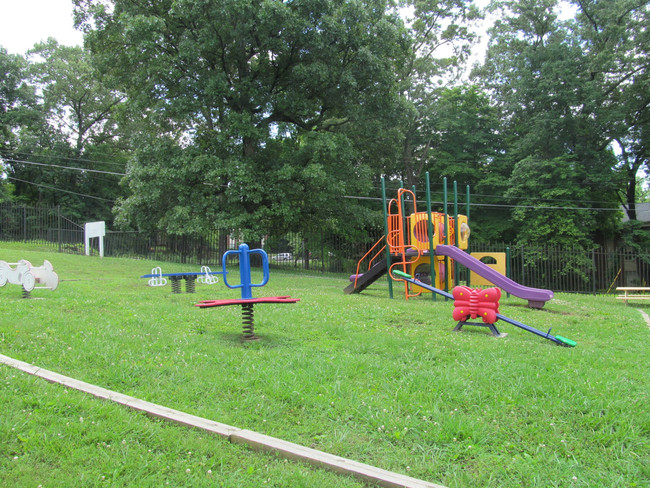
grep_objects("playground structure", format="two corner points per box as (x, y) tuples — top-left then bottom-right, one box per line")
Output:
(196, 243), (299, 340)
(345, 174), (554, 309)
(392, 270), (576, 347)
(141, 266), (225, 293)
(0, 259), (59, 298)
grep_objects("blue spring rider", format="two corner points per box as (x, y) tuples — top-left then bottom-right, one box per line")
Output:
(195, 243), (299, 340)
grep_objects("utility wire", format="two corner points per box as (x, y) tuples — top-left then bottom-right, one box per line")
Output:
(2, 176), (621, 211)
(6, 177), (116, 203)
(380, 185), (623, 208)
(342, 195), (621, 212)
(1, 161), (622, 211)
(11, 151), (128, 169)
(5, 159), (126, 176)
(4, 157), (621, 207)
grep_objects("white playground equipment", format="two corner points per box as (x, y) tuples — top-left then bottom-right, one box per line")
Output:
(197, 266), (219, 284)
(0, 260), (59, 297)
(143, 265), (220, 293)
(145, 266), (220, 287)
(147, 267), (168, 287)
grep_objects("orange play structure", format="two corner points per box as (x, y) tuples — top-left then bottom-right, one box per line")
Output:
(345, 187), (469, 299)
(345, 177), (555, 310)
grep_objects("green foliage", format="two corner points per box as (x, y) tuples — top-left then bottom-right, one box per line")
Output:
(1, 40), (129, 223)
(474, 0), (624, 245)
(78, 0), (409, 236)
(506, 156), (596, 248)
(27, 39), (124, 154)
(392, 0), (482, 187)
(1, 244), (649, 487)
(2, 0), (646, 249)
(620, 220), (650, 261)
(0, 180), (14, 204)
(573, 0), (650, 223)
(0, 48), (39, 156)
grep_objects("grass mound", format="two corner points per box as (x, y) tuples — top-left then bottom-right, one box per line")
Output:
(1, 243), (648, 487)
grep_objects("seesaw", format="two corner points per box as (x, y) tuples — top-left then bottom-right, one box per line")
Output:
(391, 270), (576, 347)
(196, 243), (299, 340)
(141, 266), (226, 293)
(0, 260), (59, 298)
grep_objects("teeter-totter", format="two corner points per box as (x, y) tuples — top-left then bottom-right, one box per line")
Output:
(0, 260), (59, 298)
(141, 266), (226, 293)
(391, 270), (576, 347)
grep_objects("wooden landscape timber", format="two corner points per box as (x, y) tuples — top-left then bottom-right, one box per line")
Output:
(0, 353), (447, 488)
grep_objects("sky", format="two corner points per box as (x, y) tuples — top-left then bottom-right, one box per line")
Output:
(0, 0), (579, 59)
(0, 0), (494, 59)
(0, 0), (84, 55)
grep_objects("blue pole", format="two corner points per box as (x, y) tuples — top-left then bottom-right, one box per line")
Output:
(222, 243), (269, 300)
(238, 244), (254, 299)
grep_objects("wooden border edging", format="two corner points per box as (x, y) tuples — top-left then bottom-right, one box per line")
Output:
(0, 354), (447, 488)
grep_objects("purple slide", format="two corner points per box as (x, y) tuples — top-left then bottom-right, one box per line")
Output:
(435, 245), (553, 308)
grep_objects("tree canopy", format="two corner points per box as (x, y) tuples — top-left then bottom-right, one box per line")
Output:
(74, 0), (411, 237)
(0, 0), (647, 249)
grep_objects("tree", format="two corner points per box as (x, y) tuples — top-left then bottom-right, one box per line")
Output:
(391, 0), (482, 188)
(572, 0), (650, 222)
(75, 0), (409, 238)
(5, 40), (128, 221)
(28, 39), (124, 156)
(1, 47), (35, 203)
(474, 0), (621, 246)
(0, 47), (39, 158)
(505, 156), (597, 248)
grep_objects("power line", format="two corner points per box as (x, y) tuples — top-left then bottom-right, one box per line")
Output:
(381, 184), (620, 207)
(341, 195), (621, 212)
(6, 177), (116, 203)
(1, 161), (624, 212)
(11, 151), (128, 170)
(467, 201), (621, 212)
(5, 159), (126, 176)
(3, 176), (622, 211)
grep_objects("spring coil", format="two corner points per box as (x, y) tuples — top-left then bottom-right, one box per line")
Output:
(241, 303), (258, 340)
(22, 288), (32, 299)
(185, 276), (196, 293)
(171, 277), (182, 294)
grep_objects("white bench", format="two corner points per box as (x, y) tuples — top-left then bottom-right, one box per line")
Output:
(616, 287), (650, 304)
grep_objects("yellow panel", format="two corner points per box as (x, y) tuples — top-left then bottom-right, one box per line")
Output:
(409, 212), (440, 251)
(410, 256), (432, 293)
(409, 255), (451, 292)
(469, 252), (506, 286)
(457, 215), (470, 250)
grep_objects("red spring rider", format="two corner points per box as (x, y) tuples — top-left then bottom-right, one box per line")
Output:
(196, 243), (299, 340)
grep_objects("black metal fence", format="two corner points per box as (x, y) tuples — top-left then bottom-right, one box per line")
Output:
(0, 203), (84, 252)
(1, 202), (648, 293)
(468, 242), (649, 294)
(0, 203), (377, 273)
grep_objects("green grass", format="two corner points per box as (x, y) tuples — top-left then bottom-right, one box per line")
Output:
(1, 242), (649, 487)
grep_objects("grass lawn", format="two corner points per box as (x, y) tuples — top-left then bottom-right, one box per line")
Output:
(1, 242), (648, 487)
